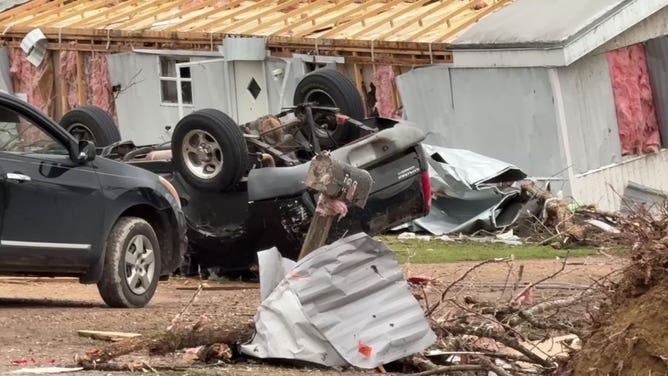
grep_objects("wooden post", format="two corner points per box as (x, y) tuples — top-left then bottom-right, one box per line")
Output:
(75, 51), (87, 106)
(297, 152), (373, 260)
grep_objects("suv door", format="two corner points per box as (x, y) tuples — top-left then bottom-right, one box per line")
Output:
(0, 105), (105, 273)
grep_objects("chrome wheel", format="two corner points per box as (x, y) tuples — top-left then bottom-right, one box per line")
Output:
(68, 123), (96, 143)
(124, 234), (155, 295)
(181, 129), (223, 180)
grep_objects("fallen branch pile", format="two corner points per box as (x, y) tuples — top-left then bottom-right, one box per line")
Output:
(406, 254), (601, 375)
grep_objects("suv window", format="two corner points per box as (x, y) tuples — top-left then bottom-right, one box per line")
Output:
(0, 108), (68, 156)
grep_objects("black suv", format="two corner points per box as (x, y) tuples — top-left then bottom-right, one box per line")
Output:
(0, 92), (186, 308)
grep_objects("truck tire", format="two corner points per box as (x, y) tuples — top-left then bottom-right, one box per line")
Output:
(293, 69), (365, 147)
(60, 106), (120, 147)
(97, 217), (161, 308)
(171, 109), (248, 191)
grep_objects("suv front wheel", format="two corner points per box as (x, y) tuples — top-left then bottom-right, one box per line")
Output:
(97, 217), (161, 308)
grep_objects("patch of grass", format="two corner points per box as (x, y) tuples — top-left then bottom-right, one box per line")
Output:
(376, 235), (599, 264)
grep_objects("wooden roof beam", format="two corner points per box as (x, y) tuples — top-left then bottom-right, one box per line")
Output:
(163, 0), (260, 31)
(10, 0), (91, 26)
(69, 0), (148, 28)
(377, 0), (455, 40)
(0, 0), (51, 23)
(350, 0), (436, 39)
(317, 0), (408, 38)
(123, 0), (223, 30)
(84, 0), (174, 29)
(115, 1), (187, 29)
(293, 0), (387, 37)
(240, 0), (332, 35)
(407, 0), (473, 41)
(435, 0), (510, 42)
(269, 0), (358, 36)
(20, 0), (121, 27)
(213, 0), (310, 33)
(186, 0), (279, 32)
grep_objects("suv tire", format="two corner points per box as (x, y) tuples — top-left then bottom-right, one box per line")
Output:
(97, 217), (161, 308)
(171, 109), (248, 191)
(60, 106), (121, 147)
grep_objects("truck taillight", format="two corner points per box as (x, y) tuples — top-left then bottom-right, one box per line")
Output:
(421, 170), (431, 212)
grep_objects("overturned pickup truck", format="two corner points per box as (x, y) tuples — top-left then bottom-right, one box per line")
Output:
(60, 70), (430, 273)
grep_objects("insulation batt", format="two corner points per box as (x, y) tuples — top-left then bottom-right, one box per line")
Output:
(607, 44), (661, 155)
(373, 66), (396, 118)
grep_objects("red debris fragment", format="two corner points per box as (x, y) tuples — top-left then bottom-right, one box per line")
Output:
(358, 340), (372, 357)
(407, 275), (434, 285)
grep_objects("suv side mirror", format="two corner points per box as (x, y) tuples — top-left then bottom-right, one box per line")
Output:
(77, 140), (96, 164)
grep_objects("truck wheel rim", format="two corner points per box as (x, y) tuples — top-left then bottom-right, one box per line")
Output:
(305, 89), (338, 138)
(124, 234), (155, 295)
(68, 123), (96, 143)
(182, 129), (223, 180)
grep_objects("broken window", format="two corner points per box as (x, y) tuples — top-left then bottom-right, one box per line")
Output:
(159, 56), (193, 105)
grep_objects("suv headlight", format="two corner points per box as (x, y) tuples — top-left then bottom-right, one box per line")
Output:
(159, 176), (181, 208)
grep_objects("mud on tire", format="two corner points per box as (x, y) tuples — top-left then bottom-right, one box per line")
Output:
(97, 217), (161, 308)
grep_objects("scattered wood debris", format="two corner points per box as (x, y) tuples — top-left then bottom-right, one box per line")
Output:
(77, 330), (141, 342)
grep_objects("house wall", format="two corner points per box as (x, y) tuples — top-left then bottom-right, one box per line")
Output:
(555, 52), (622, 174)
(572, 150), (668, 211)
(108, 52), (234, 145)
(396, 65), (567, 179)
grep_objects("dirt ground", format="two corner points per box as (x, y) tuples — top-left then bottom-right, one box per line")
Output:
(0, 255), (625, 375)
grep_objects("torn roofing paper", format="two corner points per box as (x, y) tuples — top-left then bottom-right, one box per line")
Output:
(241, 233), (436, 368)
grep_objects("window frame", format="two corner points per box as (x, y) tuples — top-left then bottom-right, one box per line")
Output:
(0, 109), (69, 159)
(158, 56), (194, 107)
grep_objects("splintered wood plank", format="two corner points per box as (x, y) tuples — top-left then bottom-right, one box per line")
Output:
(377, 0), (456, 40)
(269, 0), (358, 36)
(213, 0), (309, 33)
(317, 0), (406, 38)
(78, 330), (142, 342)
(84, 0), (173, 29)
(76, 51), (87, 106)
(240, 0), (333, 35)
(433, 0), (510, 42)
(407, 0), (473, 42)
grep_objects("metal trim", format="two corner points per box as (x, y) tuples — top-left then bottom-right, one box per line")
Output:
(0, 240), (91, 250)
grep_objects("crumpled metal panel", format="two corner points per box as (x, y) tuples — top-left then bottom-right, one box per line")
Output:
(414, 144), (526, 235)
(240, 233), (436, 368)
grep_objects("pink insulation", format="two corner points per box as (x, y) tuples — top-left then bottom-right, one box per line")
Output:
(9, 48), (50, 111)
(372, 65), (396, 118)
(607, 44), (661, 155)
(87, 53), (116, 118)
(59, 50), (78, 111)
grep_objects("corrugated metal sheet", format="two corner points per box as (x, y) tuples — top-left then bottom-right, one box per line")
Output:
(646, 36), (668, 147)
(396, 65), (566, 178)
(556, 52), (622, 173)
(452, 0), (630, 48)
(572, 150), (668, 211)
(242, 233), (436, 368)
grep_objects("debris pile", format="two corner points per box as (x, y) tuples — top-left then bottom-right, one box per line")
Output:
(404, 256), (593, 375)
(566, 206), (668, 375)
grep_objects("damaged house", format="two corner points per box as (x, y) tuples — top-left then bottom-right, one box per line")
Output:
(397, 0), (668, 211)
(0, 0), (506, 145)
